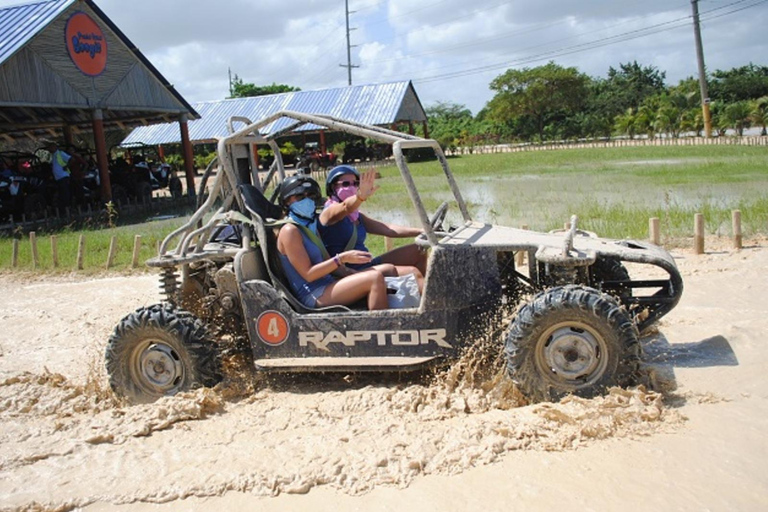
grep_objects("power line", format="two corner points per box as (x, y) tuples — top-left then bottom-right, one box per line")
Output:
(402, 0), (767, 84)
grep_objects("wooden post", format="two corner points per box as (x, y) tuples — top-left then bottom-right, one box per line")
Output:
(132, 235), (142, 268)
(106, 236), (118, 269)
(694, 213), (705, 255)
(384, 237), (394, 252)
(516, 225), (528, 266)
(76, 234), (85, 270)
(30, 232), (39, 269)
(11, 239), (19, 268)
(732, 210), (742, 250)
(51, 235), (59, 267)
(649, 217), (660, 245)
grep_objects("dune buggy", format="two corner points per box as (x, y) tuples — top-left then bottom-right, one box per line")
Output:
(105, 111), (683, 404)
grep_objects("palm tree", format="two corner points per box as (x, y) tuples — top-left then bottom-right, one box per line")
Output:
(749, 97), (768, 136)
(723, 102), (752, 136)
(614, 108), (637, 139)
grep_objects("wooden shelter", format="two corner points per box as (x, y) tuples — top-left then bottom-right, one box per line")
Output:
(0, 0), (200, 199)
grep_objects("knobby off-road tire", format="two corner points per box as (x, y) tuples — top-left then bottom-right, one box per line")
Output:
(589, 257), (631, 299)
(505, 285), (640, 403)
(105, 303), (221, 403)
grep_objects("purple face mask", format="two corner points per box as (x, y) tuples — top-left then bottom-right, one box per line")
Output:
(334, 185), (360, 221)
(336, 185), (357, 201)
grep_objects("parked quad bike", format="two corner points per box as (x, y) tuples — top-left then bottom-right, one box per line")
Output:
(0, 150), (54, 220)
(106, 111), (683, 404)
(295, 142), (337, 172)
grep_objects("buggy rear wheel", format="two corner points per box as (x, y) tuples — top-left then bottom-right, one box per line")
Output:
(105, 303), (221, 403)
(505, 285), (640, 403)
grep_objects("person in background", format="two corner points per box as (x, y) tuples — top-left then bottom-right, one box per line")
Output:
(45, 140), (72, 208)
(276, 175), (391, 310)
(319, 165), (428, 278)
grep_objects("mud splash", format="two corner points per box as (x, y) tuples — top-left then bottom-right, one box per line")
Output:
(0, 352), (684, 512)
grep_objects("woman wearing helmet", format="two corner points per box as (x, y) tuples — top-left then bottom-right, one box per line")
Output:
(276, 174), (390, 310)
(319, 165), (427, 277)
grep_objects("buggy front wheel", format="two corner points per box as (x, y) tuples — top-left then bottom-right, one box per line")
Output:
(505, 285), (640, 403)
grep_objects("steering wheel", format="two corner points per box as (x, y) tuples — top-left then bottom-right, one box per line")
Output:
(429, 201), (449, 232)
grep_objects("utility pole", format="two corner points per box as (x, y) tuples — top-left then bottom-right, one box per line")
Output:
(691, 0), (713, 137)
(339, 0), (359, 85)
(228, 67), (234, 97)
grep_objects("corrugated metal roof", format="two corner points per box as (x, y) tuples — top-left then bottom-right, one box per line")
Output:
(0, 0), (73, 66)
(122, 80), (426, 145)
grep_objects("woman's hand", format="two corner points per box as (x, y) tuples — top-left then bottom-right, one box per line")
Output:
(356, 169), (379, 201)
(339, 250), (373, 265)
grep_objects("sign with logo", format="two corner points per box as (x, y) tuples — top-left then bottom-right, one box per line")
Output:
(256, 311), (290, 346)
(65, 12), (107, 76)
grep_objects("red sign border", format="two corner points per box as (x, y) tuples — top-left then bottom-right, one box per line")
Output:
(64, 11), (108, 77)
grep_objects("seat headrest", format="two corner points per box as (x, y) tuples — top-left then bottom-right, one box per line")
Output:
(238, 184), (283, 221)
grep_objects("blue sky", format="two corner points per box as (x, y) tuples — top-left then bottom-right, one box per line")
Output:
(3, 0), (767, 114)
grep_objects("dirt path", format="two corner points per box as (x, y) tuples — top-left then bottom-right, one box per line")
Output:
(1, 239), (767, 511)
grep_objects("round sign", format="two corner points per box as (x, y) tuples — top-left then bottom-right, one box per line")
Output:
(256, 311), (290, 346)
(65, 12), (108, 76)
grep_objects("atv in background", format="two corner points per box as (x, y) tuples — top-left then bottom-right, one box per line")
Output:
(111, 144), (183, 202)
(106, 111), (683, 405)
(0, 151), (51, 220)
(295, 141), (337, 172)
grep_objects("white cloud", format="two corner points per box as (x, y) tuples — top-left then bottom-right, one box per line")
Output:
(0, 0), (765, 114)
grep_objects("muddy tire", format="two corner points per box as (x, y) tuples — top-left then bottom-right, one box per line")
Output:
(505, 285), (640, 403)
(111, 184), (128, 206)
(23, 193), (46, 219)
(105, 303), (221, 403)
(589, 257), (631, 298)
(136, 181), (153, 203)
(169, 176), (183, 199)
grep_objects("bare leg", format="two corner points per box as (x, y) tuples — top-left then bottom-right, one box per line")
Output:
(379, 243), (428, 276)
(316, 269), (389, 310)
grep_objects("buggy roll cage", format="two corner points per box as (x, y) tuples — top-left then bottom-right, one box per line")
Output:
(150, 110), (470, 267)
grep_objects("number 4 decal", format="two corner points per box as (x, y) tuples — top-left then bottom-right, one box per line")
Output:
(256, 311), (290, 346)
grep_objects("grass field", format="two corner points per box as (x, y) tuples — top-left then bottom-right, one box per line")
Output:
(2, 144), (767, 272)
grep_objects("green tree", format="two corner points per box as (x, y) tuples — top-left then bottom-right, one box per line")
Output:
(487, 62), (590, 142)
(710, 63), (768, 103)
(425, 101), (475, 150)
(228, 75), (301, 98)
(591, 61), (667, 122)
(614, 108), (638, 139)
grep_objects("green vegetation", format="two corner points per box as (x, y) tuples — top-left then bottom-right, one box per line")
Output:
(426, 61), (768, 146)
(2, 145), (767, 273)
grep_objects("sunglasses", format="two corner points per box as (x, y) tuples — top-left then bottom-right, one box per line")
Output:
(335, 180), (360, 188)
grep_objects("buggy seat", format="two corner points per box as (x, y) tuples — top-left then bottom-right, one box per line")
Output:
(237, 184), (351, 314)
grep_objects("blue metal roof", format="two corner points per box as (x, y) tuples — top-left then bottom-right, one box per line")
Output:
(0, 0), (73, 66)
(122, 80), (426, 145)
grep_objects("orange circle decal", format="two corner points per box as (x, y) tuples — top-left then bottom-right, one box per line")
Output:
(65, 12), (108, 76)
(257, 311), (290, 346)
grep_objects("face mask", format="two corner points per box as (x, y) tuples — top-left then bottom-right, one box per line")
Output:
(335, 185), (357, 202)
(288, 197), (317, 224)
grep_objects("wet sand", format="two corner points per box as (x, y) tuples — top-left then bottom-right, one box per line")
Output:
(1, 238), (767, 511)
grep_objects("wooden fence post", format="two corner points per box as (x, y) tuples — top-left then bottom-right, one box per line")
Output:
(11, 239), (19, 268)
(694, 213), (705, 255)
(76, 234), (85, 270)
(649, 217), (660, 246)
(384, 237), (394, 252)
(132, 235), (142, 268)
(51, 235), (59, 267)
(516, 225), (528, 266)
(106, 236), (118, 269)
(30, 232), (39, 270)
(732, 210), (742, 250)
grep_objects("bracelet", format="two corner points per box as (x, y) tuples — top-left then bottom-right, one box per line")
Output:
(333, 254), (342, 267)
(356, 193), (366, 202)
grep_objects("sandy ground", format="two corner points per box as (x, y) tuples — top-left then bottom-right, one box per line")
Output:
(1, 237), (767, 512)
